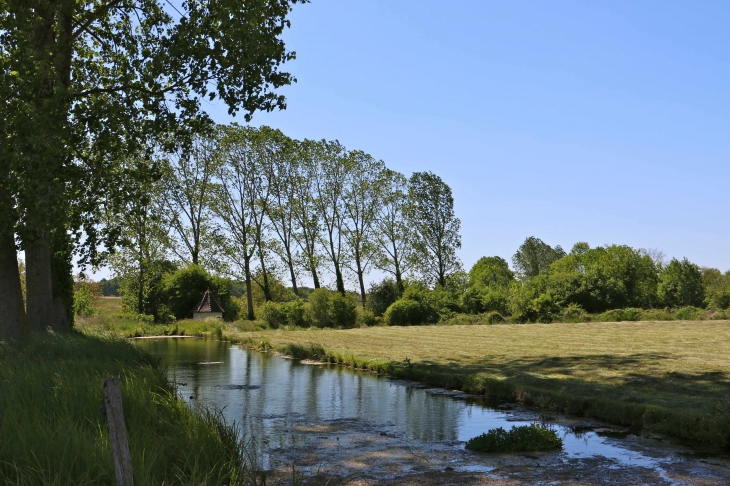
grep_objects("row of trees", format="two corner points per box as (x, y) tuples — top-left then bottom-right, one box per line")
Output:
(370, 237), (730, 326)
(113, 125), (463, 320)
(0, 0), (305, 339)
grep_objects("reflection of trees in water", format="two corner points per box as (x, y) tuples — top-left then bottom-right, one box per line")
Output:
(139, 341), (465, 464)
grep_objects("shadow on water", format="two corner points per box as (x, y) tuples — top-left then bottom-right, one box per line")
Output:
(134, 338), (718, 482)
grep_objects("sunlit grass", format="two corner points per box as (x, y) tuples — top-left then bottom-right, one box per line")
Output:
(230, 320), (730, 449)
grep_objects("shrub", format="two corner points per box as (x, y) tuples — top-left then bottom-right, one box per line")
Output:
(558, 303), (588, 323)
(308, 288), (332, 327)
(285, 299), (312, 327)
(73, 285), (98, 317)
(483, 311), (505, 324)
(639, 308), (674, 321)
(330, 293), (358, 328)
(365, 279), (401, 317)
(258, 301), (288, 329)
(384, 299), (436, 326)
(358, 309), (377, 327)
(674, 306), (704, 321)
(465, 424), (563, 453)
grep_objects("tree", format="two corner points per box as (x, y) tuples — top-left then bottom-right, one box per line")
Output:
(290, 140), (324, 289)
(658, 258), (705, 308)
(107, 158), (172, 316)
(0, 0), (302, 337)
(407, 172), (462, 287)
(469, 257), (515, 289)
(212, 126), (271, 320)
(512, 237), (566, 279)
(260, 128), (302, 295)
(161, 265), (239, 321)
(163, 136), (221, 267)
(372, 170), (414, 291)
(311, 140), (350, 295)
(342, 151), (385, 302)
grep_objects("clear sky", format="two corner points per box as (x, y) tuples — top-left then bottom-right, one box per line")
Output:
(85, 1), (729, 281)
(203, 0), (729, 274)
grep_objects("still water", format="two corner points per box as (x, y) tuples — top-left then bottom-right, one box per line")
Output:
(134, 337), (685, 478)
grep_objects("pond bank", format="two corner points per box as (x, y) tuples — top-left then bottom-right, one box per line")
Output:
(227, 321), (730, 451)
(135, 337), (730, 485)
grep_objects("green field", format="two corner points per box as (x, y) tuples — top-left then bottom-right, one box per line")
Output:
(231, 320), (730, 449)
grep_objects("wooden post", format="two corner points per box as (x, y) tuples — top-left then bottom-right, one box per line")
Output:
(103, 377), (134, 486)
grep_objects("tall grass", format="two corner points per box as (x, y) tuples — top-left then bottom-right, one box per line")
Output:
(0, 332), (260, 485)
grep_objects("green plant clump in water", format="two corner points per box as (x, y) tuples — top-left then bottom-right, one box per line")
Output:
(465, 424), (563, 453)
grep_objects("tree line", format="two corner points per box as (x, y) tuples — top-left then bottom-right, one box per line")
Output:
(111, 125), (462, 321)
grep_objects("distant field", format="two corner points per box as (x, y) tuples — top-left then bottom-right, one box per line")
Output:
(233, 321), (730, 448)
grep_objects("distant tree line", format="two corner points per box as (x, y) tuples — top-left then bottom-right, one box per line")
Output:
(370, 237), (730, 326)
(109, 125), (462, 321)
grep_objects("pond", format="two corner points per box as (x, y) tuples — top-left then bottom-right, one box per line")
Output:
(134, 337), (730, 485)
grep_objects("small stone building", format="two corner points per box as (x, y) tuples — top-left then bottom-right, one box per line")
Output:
(192, 289), (224, 320)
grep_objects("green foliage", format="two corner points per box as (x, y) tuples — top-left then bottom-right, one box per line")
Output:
(597, 308), (643, 322)
(407, 171), (462, 287)
(469, 256), (515, 289)
(285, 299), (313, 327)
(558, 303), (589, 323)
(702, 268), (730, 309)
(674, 306), (704, 321)
(309, 288), (332, 327)
(258, 301), (288, 329)
(161, 265), (240, 321)
(100, 277), (120, 296)
(119, 259), (177, 322)
(659, 258), (705, 308)
(365, 278), (402, 317)
(465, 424), (563, 453)
(483, 311), (506, 324)
(329, 293), (358, 328)
(512, 237), (566, 279)
(73, 285), (97, 318)
(358, 309), (378, 327)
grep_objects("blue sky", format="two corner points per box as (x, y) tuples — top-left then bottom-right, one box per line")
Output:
(210, 0), (729, 273)
(89, 1), (730, 280)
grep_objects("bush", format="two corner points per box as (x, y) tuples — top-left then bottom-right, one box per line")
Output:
(483, 311), (506, 324)
(358, 309), (377, 327)
(558, 303), (588, 323)
(330, 293), (358, 328)
(285, 299), (312, 327)
(674, 306), (704, 321)
(384, 299), (438, 326)
(639, 308), (674, 321)
(365, 279), (401, 317)
(465, 424), (563, 453)
(309, 288), (332, 327)
(73, 285), (98, 317)
(597, 308), (642, 322)
(658, 258), (705, 308)
(258, 301), (288, 329)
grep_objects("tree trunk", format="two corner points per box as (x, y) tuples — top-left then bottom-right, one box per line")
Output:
(137, 261), (145, 315)
(0, 230), (28, 340)
(310, 257), (320, 289)
(333, 261), (345, 296)
(285, 248), (299, 297)
(355, 253), (366, 303)
(257, 247), (272, 301)
(244, 256), (254, 320)
(25, 235), (56, 332)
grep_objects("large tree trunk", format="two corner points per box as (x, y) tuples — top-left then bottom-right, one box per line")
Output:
(355, 251), (366, 303)
(257, 247), (272, 301)
(25, 234), (56, 332)
(0, 230), (28, 340)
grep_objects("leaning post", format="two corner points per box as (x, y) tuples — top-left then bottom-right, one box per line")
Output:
(103, 377), (134, 486)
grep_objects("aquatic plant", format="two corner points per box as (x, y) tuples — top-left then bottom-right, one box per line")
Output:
(465, 424), (563, 452)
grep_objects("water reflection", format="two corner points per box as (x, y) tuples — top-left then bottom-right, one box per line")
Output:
(135, 338), (672, 472)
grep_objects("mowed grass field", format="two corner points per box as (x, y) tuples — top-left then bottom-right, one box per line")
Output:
(232, 321), (730, 448)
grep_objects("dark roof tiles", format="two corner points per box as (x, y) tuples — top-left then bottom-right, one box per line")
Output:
(192, 289), (225, 313)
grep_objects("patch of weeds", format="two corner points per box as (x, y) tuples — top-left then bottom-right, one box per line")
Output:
(465, 424), (563, 452)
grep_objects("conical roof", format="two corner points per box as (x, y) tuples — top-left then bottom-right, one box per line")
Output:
(192, 289), (224, 313)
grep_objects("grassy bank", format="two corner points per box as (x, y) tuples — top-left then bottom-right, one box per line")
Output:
(0, 332), (259, 485)
(229, 320), (730, 450)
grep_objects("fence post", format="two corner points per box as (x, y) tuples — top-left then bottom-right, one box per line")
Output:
(103, 377), (134, 486)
